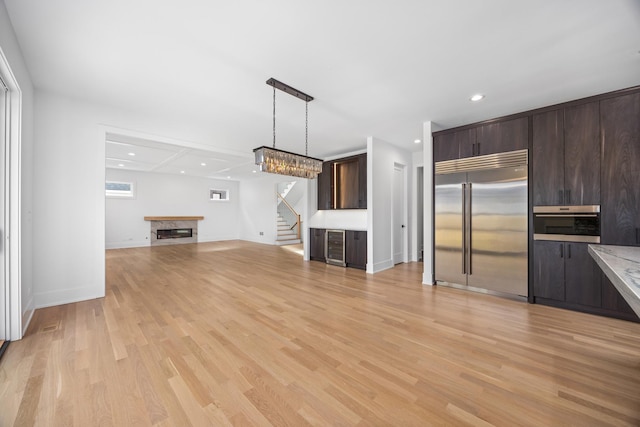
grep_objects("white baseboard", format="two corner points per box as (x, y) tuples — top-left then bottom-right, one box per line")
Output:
(423, 273), (435, 285)
(105, 240), (149, 249)
(21, 296), (36, 337)
(35, 286), (105, 309)
(367, 259), (394, 274)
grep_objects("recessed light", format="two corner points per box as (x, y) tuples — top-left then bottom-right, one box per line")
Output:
(227, 176), (231, 179)
(118, 163), (124, 167)
(128, 152), (135, 156)
(414, 139), (421, 144)
(180, 170), (185, 174)
(252, 170), (257, 174)
(200, 162), (206, 166)
(470, 94), (485, 102)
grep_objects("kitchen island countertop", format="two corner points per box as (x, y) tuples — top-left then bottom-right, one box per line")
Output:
(588, 245), (640, 318)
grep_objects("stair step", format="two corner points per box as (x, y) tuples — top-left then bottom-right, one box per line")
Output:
(276, 238), (301, 246)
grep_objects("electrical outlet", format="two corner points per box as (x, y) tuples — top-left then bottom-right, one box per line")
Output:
(259, 231), (264, 236)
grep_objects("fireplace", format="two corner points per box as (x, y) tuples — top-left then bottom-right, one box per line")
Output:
(157, 228), (193, 239)
(144, 216), (204, 246)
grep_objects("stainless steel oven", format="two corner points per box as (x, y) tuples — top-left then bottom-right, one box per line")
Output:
(533, 205), (600, 243)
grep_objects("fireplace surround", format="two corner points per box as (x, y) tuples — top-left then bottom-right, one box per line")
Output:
(144, 216), (204, 246)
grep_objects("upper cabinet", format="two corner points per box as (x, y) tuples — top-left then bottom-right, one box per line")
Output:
(532, 102), (600, 205)
(475, 117), (528, 156)
(601, 92), (640, 246)
(317, 153), (367, 210)
(433, 117), (527, 162)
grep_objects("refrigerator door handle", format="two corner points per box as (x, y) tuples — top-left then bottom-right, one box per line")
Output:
(468, 182), (473, 276)
(462, 183), (466, 274)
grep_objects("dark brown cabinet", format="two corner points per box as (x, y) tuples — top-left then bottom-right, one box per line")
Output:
(533, 241), (564, 301)
(309, 228), (326, 261)
(601, 92), (640, 246)
(476, 117), (529, 156)
(601, 275), (637, 319)
(433, 117), (527, 162)
(345, 230), (367, 270)
(532, 103), (600, 205)
(317, 153), (366, 210)
(433, 128), (475, 162)
(533, 241), (601, 307)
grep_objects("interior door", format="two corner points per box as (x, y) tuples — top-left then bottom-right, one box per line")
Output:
(434, 172), (467, 285)
(467, 166), (528, 296)
(393, 165), (405, 264)
(0, 78), (7, 340)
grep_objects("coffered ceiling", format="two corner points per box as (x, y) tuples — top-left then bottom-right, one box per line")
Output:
(4, 0), (640, 180)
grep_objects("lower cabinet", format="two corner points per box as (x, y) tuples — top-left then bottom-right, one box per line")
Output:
(345, 230), (367, 270)
(534, 241), (637, 320)
(309, 228), (326, 262)
(533, 241), (601, 307)
(309, 228), (366, 270)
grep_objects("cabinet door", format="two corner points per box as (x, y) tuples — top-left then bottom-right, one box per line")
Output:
(309, 228), (326, 261)
(533, 241), (565, 301)
(433, 132), (460, 162)
(601, 92), (640, 245)
(476, 117), (528, 156)
(317, 161), (332, 210)
(532, 110), (564, 205)
(357, 154), (367, 208)
(564, 102), (600, 205)
(335, 158), (359, 209)
(345, 230), (367, 270)
(564, 243), (601, 308)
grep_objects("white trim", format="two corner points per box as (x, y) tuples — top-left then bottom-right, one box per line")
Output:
(35, 285), (104, 310)
(0, 46), (22, 340)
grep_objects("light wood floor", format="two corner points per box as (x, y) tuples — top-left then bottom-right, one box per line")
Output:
(1, 241), (640, 426)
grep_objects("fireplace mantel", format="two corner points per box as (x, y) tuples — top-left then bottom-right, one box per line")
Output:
(144, 216), (204, 221)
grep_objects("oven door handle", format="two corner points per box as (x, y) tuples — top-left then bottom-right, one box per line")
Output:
(534, 214), (598, 218)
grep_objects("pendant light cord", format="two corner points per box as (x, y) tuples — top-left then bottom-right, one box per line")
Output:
(273, 86), (276, 149)
(305, 101), (309, 156)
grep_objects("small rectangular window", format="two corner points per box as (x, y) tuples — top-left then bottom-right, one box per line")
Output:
(106, 181), (135, 198)
(210, 189), (229, 201)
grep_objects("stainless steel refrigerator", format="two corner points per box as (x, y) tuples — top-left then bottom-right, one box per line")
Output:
(434, 149), (528, 297)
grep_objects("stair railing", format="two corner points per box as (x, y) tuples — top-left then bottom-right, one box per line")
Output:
(277, 192), (301, 240)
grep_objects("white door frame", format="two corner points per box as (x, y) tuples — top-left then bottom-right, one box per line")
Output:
(0, 47), (22, 341)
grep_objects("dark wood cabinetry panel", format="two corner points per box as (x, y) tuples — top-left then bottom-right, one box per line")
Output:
(317, 161), (332, 210)
(564, 243), (601, 307)
(533, 241), (565, 301)
(335, 158), (359, 209)
(601, 92), (640, 246)
(357, 153), (367, 208)
(309, 228), (326, 261)
(317, 153), (367, 210)
(345, 230), (367, 270)
(476, 117), (528, 156)
(564, 102), (600, 205)
(532, 110), (564, 205)
(433, 129), (472, 162)
(601, 274), (638, 319)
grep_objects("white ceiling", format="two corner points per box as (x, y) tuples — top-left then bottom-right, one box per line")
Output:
(4, 0), (640, 180)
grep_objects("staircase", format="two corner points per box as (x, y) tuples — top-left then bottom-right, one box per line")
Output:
(276, 214), (301, 245)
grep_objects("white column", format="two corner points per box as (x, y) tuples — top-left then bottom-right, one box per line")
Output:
(422, 121), (434, 285)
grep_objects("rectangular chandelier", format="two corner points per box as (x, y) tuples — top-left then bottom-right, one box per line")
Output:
(254, 146), (323, 179)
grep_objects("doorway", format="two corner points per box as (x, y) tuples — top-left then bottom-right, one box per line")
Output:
(393, 163), (406, 264)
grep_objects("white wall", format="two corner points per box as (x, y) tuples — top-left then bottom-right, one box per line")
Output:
(367, 136), (412, 274)
(411, 150), (424, 262)
(0, 0), (34, 337)
(32, 90), (257, 309)
(239, 173), (307, 245)
(105, 169), (239, 248)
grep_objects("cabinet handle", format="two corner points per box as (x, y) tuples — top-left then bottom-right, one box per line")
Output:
(477, 142), (481, 155)
(558, 190), (564, 204)
(636, 228), (640, 245)
(560, 244), (563, 258)
(472, 143), (476, 156)
(567, 244), (571, 259)
(565, 189), (571, 204)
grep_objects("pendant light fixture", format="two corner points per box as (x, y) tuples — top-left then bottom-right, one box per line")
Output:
(253, 78), (323, 179)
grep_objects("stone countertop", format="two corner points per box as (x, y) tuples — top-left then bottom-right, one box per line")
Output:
(588, 245), (640, 318)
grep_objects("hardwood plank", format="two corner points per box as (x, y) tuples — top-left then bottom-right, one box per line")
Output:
(0, 240), (639, 426)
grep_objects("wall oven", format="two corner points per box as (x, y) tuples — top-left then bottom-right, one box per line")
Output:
(533, 205), (600, 243)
